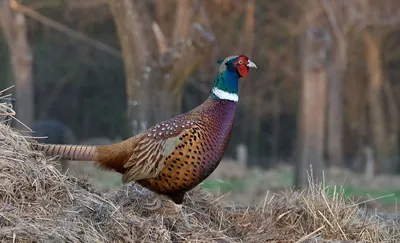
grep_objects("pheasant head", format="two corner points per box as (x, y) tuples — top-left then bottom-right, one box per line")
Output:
(210, 55), (257, 102)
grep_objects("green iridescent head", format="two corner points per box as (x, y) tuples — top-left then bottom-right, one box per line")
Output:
(210, 55), (257, 102)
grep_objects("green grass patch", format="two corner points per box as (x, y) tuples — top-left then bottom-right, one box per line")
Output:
(200, 179), (246, 192)
(327, 186), (400, 205)
(202, 178), (400, 206)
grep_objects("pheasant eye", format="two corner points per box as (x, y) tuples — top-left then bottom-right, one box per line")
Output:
(238, 60), (244, 65)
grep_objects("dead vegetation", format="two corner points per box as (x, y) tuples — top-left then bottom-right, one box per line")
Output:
(0, 124), (398, 242)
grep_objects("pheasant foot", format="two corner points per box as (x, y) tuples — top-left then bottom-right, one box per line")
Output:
(175, 204), (192, 228)
(142, 192), (163, 211)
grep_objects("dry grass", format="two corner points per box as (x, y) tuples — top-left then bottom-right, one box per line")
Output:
(0, 123), (399, 242)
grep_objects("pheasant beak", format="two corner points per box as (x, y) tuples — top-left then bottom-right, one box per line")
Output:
(247, 60), (257, 69)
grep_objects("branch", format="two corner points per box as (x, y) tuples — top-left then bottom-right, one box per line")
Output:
(320, 0), (348, 67)
(10, 1), (121, 58)
(0, 0), (13, 45)
(192, 23), (215, 46)
(172, 0), (194, 44)
(152, 22), (168, 56)
(194, 0), (218, 59)
(167, 23), (215, 94)
(355, 0), (400, 33)
(370, 12), (400, 26)
(321, 0), (345, 43)
(267, 6), (324, 36)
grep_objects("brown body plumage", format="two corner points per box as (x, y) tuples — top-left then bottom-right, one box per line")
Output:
(32, 55), (257, 206)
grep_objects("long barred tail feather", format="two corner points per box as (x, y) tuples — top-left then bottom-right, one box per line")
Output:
(31, 143), (97, 161)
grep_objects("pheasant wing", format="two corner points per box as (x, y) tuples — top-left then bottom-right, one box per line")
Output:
(122, 117), (198, 183)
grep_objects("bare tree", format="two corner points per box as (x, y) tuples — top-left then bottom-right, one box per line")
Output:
(108, 0), (151, 135)
(0, 0), (33, 128)
(316, 0), (400, 172)
(363, 30), (387, 174)
(356, 0), (400, 173)
(238, 0), (259, 156)
(295, 27), (331, 188)
(108, 0), (215, 135)
(320, 0), (352, 168)
(290, 0), (400, 174)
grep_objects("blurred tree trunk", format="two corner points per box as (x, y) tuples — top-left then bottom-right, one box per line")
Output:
(326, 61), (344, 167)
(295, 27), (331, 188)
(108, 0), (215, 135)
(322, 0), (347, 168)
(271, 81), (281, 159)
(363, 31), (396, 174)
(383, 80), (399, 169)
(108, 0), (151, 135)
(214, 0), (231, 13)
(238, 0), (257, 158)
(154, 0), (166, 29)
(344, 52), (368, 163)
(239, 0), (254, 54)
(326, 58), (344, 168)
(0, 0), (33, 129)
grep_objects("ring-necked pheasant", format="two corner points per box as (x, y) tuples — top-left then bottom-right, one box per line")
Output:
(31, 55), (256, 216)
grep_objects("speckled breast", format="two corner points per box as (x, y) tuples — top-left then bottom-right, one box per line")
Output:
(138, 98), (237, 195)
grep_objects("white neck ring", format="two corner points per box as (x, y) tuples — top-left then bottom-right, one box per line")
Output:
(212, 87), (239, 102)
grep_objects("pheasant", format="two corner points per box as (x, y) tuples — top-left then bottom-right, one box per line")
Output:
(31, 55), (256, 215)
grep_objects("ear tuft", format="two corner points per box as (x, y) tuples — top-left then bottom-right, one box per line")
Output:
(217, 59), (224, 64)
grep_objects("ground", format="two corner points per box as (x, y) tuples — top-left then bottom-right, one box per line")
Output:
(1, 123), (398, 242)
(67, 158), (400, 214)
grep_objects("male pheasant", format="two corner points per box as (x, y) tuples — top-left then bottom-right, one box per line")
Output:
(31, 55), (256, 210)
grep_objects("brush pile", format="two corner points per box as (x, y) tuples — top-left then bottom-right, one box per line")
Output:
(0, 123), (398, 242)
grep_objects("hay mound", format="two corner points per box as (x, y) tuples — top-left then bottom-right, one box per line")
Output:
(0, 124), (398, 242)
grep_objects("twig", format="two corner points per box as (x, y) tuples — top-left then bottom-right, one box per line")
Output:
(0, 85), (15, 96)
(295, 225), (325, 243)
(152, 22), (168, 56)
(10, 1), (121, 58)
(321, 0), (345, 44)
(320, 0), (348, 67)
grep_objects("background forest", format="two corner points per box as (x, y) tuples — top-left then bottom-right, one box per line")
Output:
(2, 0), (400, 208)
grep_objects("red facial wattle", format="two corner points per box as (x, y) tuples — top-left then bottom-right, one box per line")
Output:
(233, 56), (249, 77)
(237, 65), (248, 77)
